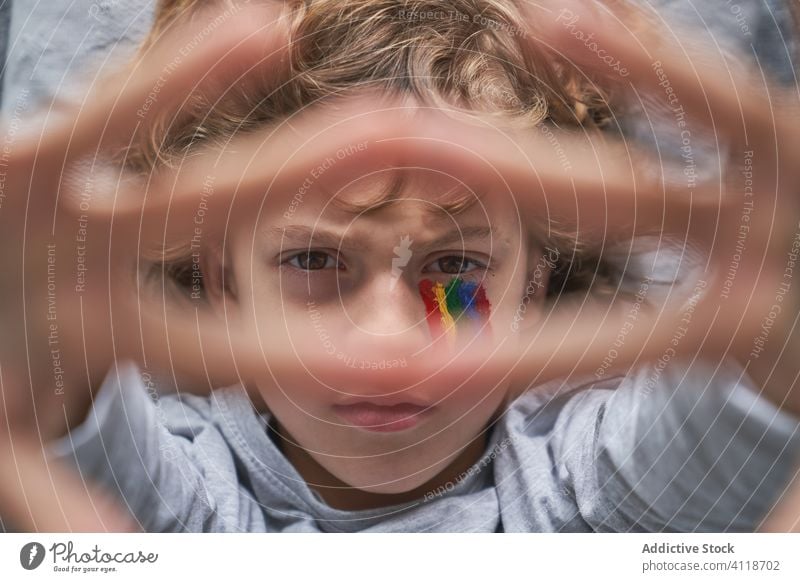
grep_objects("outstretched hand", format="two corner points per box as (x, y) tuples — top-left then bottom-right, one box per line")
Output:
(0, 2), (798, 531)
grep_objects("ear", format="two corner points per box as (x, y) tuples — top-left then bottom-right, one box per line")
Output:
(200, 244), (237, 310)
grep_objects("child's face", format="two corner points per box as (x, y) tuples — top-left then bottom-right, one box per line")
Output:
(227, 173), (549, 494)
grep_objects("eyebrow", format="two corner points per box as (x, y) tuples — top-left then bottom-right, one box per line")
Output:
(413, 226), (494, 253)
(268, 225), (371, 251)
(267, 225), (494, 252)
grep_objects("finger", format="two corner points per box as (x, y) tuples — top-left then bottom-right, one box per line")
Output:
(94, 100), (710, 249)
(502, 270), (780, 400)
(85, 258), (772, 404)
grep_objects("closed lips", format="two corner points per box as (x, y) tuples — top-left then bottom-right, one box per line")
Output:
(332, 402), (432, 432)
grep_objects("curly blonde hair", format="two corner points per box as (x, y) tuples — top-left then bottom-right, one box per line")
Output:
(135, 0), (627, 301)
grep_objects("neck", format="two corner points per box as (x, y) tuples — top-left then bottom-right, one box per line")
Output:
(274, 424), (488, 511)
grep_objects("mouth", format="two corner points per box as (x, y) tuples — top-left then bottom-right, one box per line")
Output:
(332, 402), (434, 433)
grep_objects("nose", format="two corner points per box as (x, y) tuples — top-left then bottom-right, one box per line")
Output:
(341, 271), (430, 357)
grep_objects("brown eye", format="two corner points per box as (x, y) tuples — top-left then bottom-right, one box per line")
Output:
(429, 255), (483, 275)
(287, 251), (337, 270)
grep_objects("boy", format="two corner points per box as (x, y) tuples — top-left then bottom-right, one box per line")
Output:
(3, 0), (800, 531)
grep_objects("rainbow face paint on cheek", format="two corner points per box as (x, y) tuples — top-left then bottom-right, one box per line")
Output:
(419, 278), (492, 344)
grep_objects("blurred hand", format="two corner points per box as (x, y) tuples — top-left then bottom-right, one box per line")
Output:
(0, 4), (289, 531)
(2, 1), (799, 532)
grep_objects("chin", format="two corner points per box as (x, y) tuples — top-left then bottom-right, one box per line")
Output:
(321, 454), (455, 495)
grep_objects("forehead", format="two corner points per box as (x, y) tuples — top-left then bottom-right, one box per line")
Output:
(254, 174), (523, 257)
(280, 169), (522, 226)
(240, 168), (530, 256)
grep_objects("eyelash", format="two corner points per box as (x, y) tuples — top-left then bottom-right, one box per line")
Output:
(281, 251), (487, 275)
(424, 255), (487, 275)
(282, 250), (344, 271)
